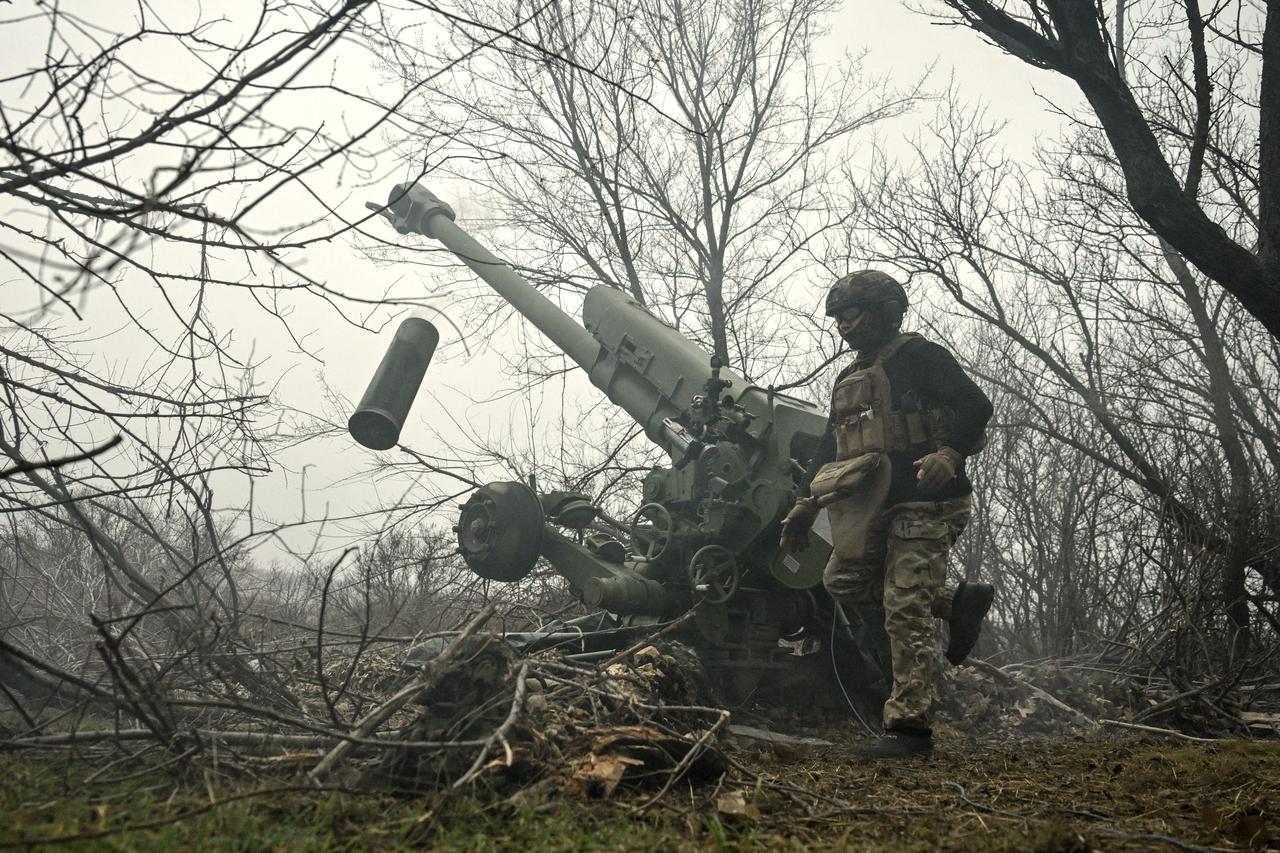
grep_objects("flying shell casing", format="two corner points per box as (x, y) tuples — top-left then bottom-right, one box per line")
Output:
(348, 317), (440, 450)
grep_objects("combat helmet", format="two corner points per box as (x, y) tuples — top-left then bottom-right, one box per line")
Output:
(825, 270), (908, 317)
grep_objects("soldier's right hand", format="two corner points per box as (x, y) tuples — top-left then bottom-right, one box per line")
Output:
(779, 499), (818, 552)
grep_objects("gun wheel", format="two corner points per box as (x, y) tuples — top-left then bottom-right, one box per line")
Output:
(689, 544), (739, 605)
(456, 481), (543, 581)
(628, 502), (674, 562)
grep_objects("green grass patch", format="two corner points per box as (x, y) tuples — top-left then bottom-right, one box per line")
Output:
(0, 753), (707, 851)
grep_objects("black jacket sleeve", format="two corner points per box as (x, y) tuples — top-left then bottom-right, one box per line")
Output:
(910, 340), (993, 456)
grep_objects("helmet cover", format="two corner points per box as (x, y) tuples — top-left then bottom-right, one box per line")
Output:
(825, 270), (908, 317)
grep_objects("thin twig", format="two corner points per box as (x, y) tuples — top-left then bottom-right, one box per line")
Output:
(1098, 719), (1220, 742)
(316, 548), (357, 728)
(632, 708), (731, 813)
(597, 611), (696, 669)
(306, 604), (496, 784)
(453, 660), (530, 787)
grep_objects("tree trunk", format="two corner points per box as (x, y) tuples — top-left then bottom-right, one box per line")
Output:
(1168, 248), (1254, 658)
(704, 255), (731, 366)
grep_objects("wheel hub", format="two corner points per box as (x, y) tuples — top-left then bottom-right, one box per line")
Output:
(456, 481), (544, 581)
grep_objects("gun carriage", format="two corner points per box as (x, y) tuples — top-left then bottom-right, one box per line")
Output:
(354, 183), (887, 705)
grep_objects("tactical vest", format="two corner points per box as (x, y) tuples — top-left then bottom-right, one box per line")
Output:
(831, 333), (961, 460)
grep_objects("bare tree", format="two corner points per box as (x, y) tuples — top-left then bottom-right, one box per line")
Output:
(0, 0), (565, 725)
(930, 0), (1280, 343)
(386, 0), (916, 379)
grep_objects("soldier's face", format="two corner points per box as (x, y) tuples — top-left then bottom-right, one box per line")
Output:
(834, 306), (867, 343)
(835, 306), (864, 337)
(835, 304), (886, 350)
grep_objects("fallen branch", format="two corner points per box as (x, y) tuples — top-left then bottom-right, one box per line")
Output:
(968, 659), (1096, 723)
(1131, 680), (1225, 724)
(3, 729), (332, 749)
(163, 696), (495, 751)
(0, 637), (118, 703)
(632, 708), (731, 813)
(452, 660), (530, 788)
(1098, 719), (1220, 743)
(726, 724), (833, 748)
(1, 727), (496, 751)
(307, 603), (496, 784)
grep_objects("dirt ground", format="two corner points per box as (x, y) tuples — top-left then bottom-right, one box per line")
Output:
(714, 731), (1280, 851)
(2, 732), (1276, 851)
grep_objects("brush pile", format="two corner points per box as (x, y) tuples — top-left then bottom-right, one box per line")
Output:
(936, 657), (1280, 740)
(366, 624), (728, 797)
(2, 606), (734, 801)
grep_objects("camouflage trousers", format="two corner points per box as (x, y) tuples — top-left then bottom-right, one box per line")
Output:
(823, 496), (973, 731)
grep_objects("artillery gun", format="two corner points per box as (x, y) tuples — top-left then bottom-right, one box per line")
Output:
(358, 183), (888, 706)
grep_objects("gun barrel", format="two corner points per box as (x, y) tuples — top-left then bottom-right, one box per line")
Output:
(378, 183), (600, 372)
(379, 183), (715, 445)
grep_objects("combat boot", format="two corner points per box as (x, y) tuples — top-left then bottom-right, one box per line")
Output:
(856, 726), (933, 760)
(946, 580), (995, 665)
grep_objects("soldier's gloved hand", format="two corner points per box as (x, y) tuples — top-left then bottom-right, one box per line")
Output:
(914, 447), (962, 492)
(779, 498), (818, 552)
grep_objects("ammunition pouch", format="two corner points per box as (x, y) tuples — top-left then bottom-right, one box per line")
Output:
(809, 453), (884, 507)
(839, 406), (978, 456)
(832, 365), (949, 458)
(822, 452), (892, 563)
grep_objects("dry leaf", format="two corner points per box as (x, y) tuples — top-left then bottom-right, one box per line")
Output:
(716, 790), (756, 818)
(568, 752), (642, 799)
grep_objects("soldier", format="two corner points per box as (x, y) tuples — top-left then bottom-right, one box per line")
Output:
(780, 270), (995, 758)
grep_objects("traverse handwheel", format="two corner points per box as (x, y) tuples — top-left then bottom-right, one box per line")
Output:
(689, 544), (739, 604)
(628, 502), (674, 561)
